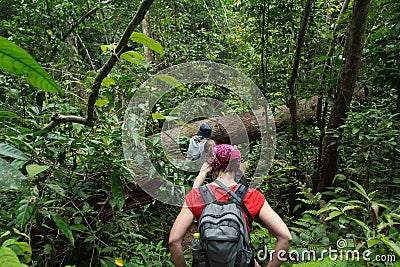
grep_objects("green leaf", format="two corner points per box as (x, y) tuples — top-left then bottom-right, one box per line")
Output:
(152, 113), (166, 120)
(314, 55), (330, 62)
(111, 172), (125, 211)
(349, 180), (370, 201)
(100, 44), (116, 52)
(130, 32), (163, 55)
(381, 237), (400, 257)
(16, 199), (33, 226)
(0, 111), (19, 119)
(155, 74), (185, 90)
(95, 99), (110, 108)
(317, 206), (340, 214)
(325, 210), (343, 221)
(349, 218), (371, 237)
(45, 183), (66, 197)
(101, 77), (116, 88)
(342, 205), (362, 212)
(366, 237), (381, 248)
(0, 246), (28, 267)
(51, 213), (75, 247)
(121, 51), (148, 68)
(26, 164), (49, 178)
(0, 36), (62, 95)
(3, 240), (32, 263)
(0, 143), (28, 161)
(0, 158), (26, 190)
(333, 174), (346, 183)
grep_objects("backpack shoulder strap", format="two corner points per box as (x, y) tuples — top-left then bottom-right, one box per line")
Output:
(234, 184), (253, 225)
(214, 180), (252, 225)
(199, 184), (216, 204)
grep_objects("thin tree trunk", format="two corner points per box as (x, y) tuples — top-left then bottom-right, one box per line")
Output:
(260, 0), (266, 93)
(397, 80), (400, 115)
(315, 0), (350, 190)
(287, 0), (313, 211)
(317, 0), (371, 192)
(142, 10), (153, 67)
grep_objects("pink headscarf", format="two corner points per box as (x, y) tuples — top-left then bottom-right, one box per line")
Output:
(210, 144), (241, 172)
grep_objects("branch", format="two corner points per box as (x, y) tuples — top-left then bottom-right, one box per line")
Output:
(44, 0), (154, 131)
(62, 0), (114, 41)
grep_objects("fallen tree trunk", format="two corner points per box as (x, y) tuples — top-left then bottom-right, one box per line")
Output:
(96, 90), (367, 220)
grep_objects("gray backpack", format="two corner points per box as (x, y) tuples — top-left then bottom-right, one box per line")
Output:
(198, 180), (253, 267)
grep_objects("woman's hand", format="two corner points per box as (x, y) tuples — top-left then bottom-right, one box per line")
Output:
(199, 161), (212, 174)
(193, 162), (212, 188)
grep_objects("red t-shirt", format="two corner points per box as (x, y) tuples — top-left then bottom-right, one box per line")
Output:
(185, 183), (266, 232)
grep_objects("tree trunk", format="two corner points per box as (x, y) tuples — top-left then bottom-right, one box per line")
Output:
(142, 10), (153, 66)
(317, 0), (371, 192)
(287, 0), (313, 211)
(315, 0), (350, 189)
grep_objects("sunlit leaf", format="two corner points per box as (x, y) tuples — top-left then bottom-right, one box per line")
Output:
(121, 51), (148, 68)
(100, 44), (116, 52)
(0, 36), (62, 95)
(101, 77), (116, 88)
(26, 164), (49, 178)
(152, 113), (165, 120)
(95, 99), (110, 108)
(155, 74), (185, 90)
(0, 246), (28, 267)
(130, 32), (163, 55)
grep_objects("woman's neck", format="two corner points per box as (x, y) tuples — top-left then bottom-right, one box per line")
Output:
(215, 171), (236, 187)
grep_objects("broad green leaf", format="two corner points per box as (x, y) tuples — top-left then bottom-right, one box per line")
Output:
(26, 164), (49, 178)
(0, 143), (28, 160)
(342, 205), (362, 212)
(121, 51), (148, 68)
(381, 236), (400, 257)
(325, 210), (343, 221)
(152, 113), (166, 120)
(333, 174), (346, 183)
(51, 213), (75, 247)
(0, 246), (28, 267)
(130, 32), (163, 55)
(16, 199), (33, 226)
(101, 77), (116, 88)
(350, 180), (370, 201)
(111, 172), (125, 211)
(0, 36), (62, 95)
(317, 206), (340, 214)
(45, 183), (66, 197)
(3, 240), (32, 263)
(349, 218), (371, 237)
(155, 74), (185, 90)
(95, 99), (110, 108)
(314, 55), (330, 63)
(366, 237), (380, 248)
(0, 157), (26, 190)
(0, 111), (19, 119)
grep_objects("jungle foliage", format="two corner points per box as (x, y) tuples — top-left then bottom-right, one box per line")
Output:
(0, 0), (399, 266)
